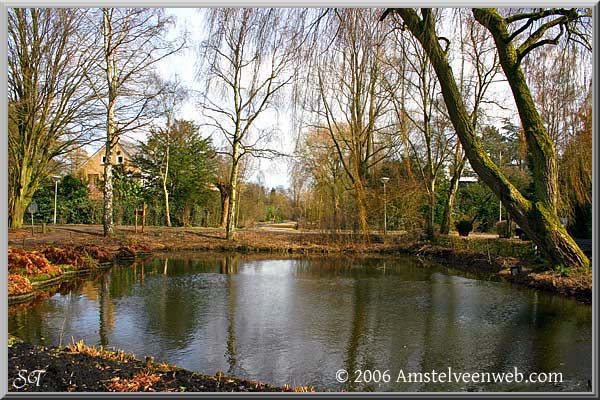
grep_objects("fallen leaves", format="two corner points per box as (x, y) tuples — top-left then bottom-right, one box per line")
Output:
(8, 274), (32, 296)
(105, 370), (162, 392)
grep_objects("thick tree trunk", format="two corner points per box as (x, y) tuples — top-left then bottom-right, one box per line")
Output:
(356, 184), (369, 240)
(440, 153), (466, 234)
(10, 191), (30, 229)
(9, 165), (34, 229)
(353, 163), (370, 240)
(395, 8), (589, 269)
(218, 184), (230, 228)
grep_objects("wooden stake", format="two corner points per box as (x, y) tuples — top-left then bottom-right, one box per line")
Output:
(142, 202), (146, 233)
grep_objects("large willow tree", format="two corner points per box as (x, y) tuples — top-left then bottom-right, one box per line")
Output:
(383, 8), (590, 269)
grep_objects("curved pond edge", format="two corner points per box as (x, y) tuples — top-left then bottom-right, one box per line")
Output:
(7, 292), (36, 305)
(8, 341), (310, 393)
(8, 239), (591, 305)
(9, 265), (109, 305)
(30, 275), (65, 288)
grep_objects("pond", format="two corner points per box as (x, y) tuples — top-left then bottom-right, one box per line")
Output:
(8, 253), (592, 392)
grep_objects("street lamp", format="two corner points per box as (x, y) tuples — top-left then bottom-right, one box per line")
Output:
(52, 175), (61, 224)
(381, 177), (390, 236)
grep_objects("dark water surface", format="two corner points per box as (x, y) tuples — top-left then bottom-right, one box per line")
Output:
(9, 254), (592, 392)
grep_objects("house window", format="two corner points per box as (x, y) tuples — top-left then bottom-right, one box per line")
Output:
(117, 155), (124, 164)
(101, 155), (107, 164)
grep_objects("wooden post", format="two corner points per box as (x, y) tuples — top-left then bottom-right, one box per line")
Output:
(141, 202), (146, 233)
(135, 209), (138, 234)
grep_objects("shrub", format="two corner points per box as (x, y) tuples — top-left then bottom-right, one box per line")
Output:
(43, 247), (84, 267)
(496, 221), (514, 238)
(8, 274), (33, 296)
(43, 246), (99, 270)
(75, 245), (112, 263)
(8, 248), (62, 277)
(455, 219), (473, 237)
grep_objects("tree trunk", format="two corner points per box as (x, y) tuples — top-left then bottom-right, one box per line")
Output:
(425, 179), (436, 239)
(218, 184), (230, 228)
(161, 140), (171, 227)
(225, 143), (240, 241)
(10, 190), (30, 229)
(162, 181), (171, 227)
(440, 153), (467, 234)
(163, 119), (172, 227)
(102, 141), (114, 236)
(354, 173), (370, 241)
(9, 164), (34, 229)
(395, 8), (589, 269)
(102, 9), (115, 237)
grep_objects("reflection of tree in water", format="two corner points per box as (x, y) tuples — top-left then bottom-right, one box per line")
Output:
(344, 278), (374, 391)
(98, 272), (115, 346)
(140, 257), (218, 350)
(222, 255), (239, 374)
(417, 274), (459, 391)
(488, 291), (591, 386)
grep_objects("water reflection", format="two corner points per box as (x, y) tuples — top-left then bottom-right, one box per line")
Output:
(8, 254), (592, 392)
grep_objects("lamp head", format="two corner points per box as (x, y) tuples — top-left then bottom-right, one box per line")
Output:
(380, 177), (390, 184)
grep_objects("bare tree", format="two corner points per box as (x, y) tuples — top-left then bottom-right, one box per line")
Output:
(92, 8), (185, 236)
(390, 22), (453, 239)
(198, 8), (299, 240)
(307, 9), (398, 238)
(295, 128), (347, 232)
(7, 8), (100, 228)
(151, 76), (188, 227)
(384, 8), (591, 269)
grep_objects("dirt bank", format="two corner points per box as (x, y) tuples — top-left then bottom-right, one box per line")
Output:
(8, 224), (592, 303)
(8, 340), (312, 392)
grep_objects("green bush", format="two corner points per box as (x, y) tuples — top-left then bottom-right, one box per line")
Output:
(495, 220), (514, 238)
(455, 219), (473, 237)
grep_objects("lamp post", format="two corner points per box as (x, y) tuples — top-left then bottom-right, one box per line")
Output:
(52, 175), (61, 224)
(381, 177), (390, 236)
(498, 150), (502, 222)
(27, 200), (38, 236)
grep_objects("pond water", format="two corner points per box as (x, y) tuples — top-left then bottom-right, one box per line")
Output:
(8, 253), (592, 392)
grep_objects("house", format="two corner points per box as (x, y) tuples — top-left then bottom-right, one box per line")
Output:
(76, 141), (140, 199)
(458, 175), (478, 184)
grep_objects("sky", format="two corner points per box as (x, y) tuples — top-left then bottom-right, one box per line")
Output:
(105, 8), (525, 190)
(155, 8), (294, 190)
